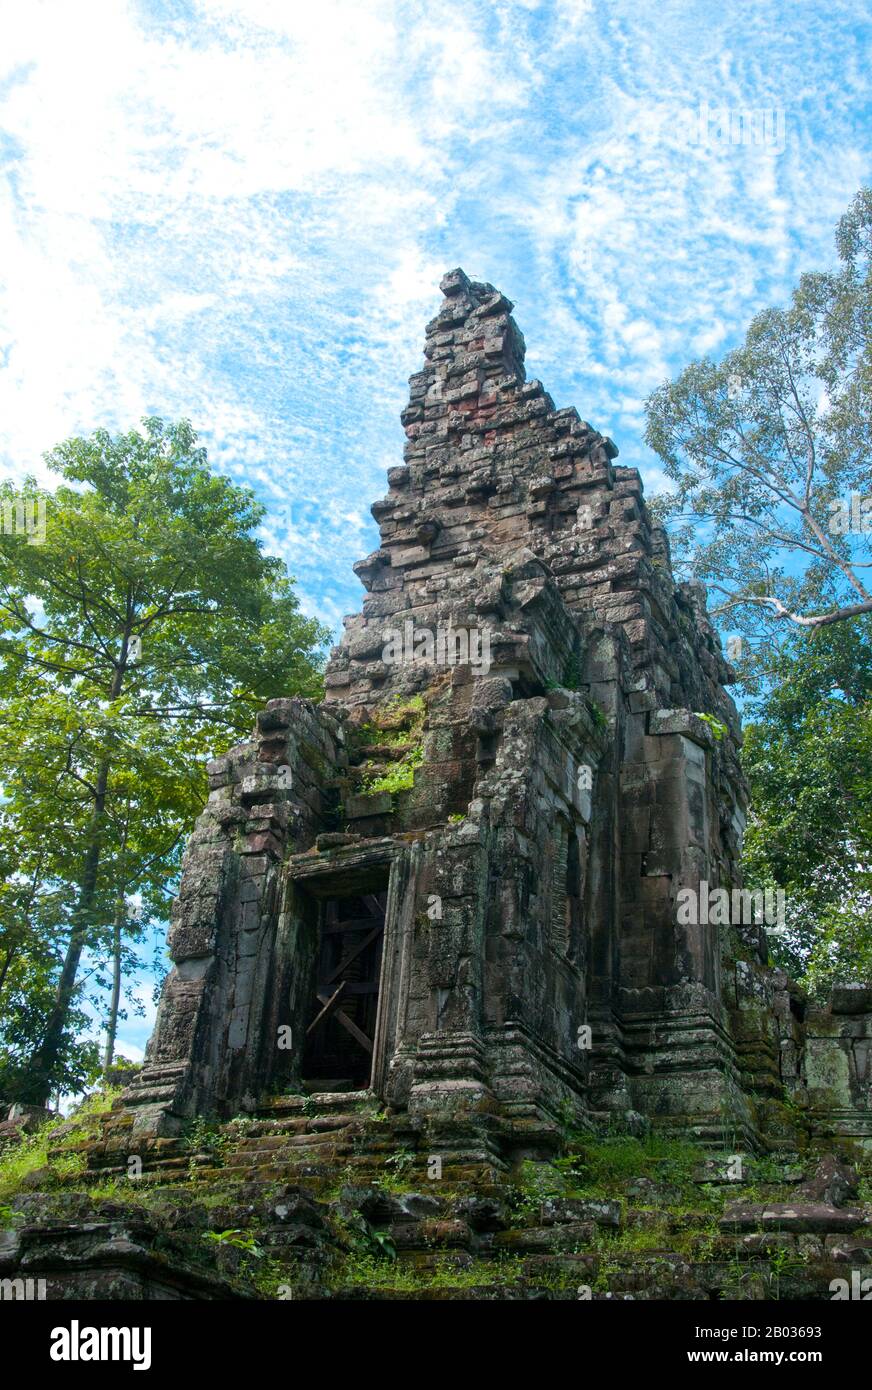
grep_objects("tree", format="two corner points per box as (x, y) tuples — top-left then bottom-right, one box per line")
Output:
(0, 418), (329, 1103)
(0, 832), (100, 1099)
(646, 187), (871, 646)
(740, 618), (872, 997)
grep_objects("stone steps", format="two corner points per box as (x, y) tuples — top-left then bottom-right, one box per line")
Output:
(720, 1201), (871, 1235)
(254, 1091), (377, 1119)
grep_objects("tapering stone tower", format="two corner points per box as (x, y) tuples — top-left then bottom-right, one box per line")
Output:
(120, 269), (813, 1164)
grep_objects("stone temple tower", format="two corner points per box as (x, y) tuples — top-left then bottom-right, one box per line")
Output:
(118, 270), (871, 1168)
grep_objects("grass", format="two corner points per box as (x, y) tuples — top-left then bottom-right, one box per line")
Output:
(0, 1086), (121, 1208)
(552, 1133), (702, 1198)
(330, 1251), (528, 1292)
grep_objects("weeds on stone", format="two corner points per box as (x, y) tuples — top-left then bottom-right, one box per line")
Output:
(357, 694), (426, 798)
(369, 1230), (396, 1260)
(251, 1255), (307, 1298)
(506, 1159), (566, 1222)
(376, 1147), (416, 1190)
(332, 1251), (526, 1293)
(0, 1086), (121, 1204)
(362, 746), (423, 797)
(563, 1134), (701, 1200)
(201, 1229), (265, 1258)
(49, 1151), (87, 1181)
(182, 1116), (252, 1175)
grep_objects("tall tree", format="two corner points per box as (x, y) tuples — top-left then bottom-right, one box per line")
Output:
(741, 619), (872, 997)
(0, 418), (328, 1102)
(645, 187), (871, 647)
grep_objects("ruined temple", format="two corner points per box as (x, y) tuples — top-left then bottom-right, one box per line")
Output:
(4, 270), (872, 1304)
(116, 268), (870, 1167)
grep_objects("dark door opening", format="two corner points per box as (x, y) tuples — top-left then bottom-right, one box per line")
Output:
(301, 891), (386, 1090)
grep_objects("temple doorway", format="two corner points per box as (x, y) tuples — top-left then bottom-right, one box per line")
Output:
(301, 890), (387, 1090)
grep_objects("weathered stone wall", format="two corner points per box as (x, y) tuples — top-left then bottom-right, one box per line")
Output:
(123, 699), (350, 1132)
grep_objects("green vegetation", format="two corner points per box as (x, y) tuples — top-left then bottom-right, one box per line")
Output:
(0, 1100), (866, 1303)
(356, 694), (426, 799)
(741, 619), (872, 995)
(363, 746), (423, 796)
(329, 1251), (527, 1293)
(588, 701), (608, 729)
(562, 653), (582, 690)
(0, 418), (329, 1103)
(694, 712), (728, 741)
(201, 1229), (264, 1258)
(0, 1086), (120, 1205)
(647, 186), (872, 999)
(558, 1134), (702, 1195)
(183, 1114), (253, 1176)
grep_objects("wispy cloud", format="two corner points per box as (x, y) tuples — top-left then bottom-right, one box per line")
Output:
(1, 0), (868, 630)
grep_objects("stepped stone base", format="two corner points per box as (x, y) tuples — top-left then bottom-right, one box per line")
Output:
(3, 1096), (870, 1301)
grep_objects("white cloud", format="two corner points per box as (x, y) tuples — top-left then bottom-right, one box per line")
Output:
(0, 0), (867, 625)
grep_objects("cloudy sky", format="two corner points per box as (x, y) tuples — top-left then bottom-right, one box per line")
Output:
(2, 0), (869, 646)
(1, 0), (869, 1065)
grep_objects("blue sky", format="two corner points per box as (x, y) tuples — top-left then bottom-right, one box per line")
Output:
(1, 0), (869, 1062)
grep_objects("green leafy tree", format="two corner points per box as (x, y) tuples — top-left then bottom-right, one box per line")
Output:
(741, 619), (872, 997)
(646, 187), (871, 645)
(0, 832), (100, 1099)
(0, 418), (328, 1103)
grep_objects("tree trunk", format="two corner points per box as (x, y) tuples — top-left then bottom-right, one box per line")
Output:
(26, 646), (130, 1105)
(102, 895), (125, 1078)
(26, 758), (111, 1103)
(0, 943), (17, 1000)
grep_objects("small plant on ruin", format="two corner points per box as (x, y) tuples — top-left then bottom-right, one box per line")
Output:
(357, 694), (427, 799)
(562, 653), (582, 690)
(555, 1095), (582, 1141)
(183, 1117), (232, 1176)
(383, 1146), (415, 1178)
(767, 1243), (802, 1299)
(49, 1150), (87, 1182)
(363, 746), (423, 797)
(369, 1229), (396, 1260)
(588, 701), (608, 729)
(202, 1228), (264, 1258)
(694, 712), (728, 741)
